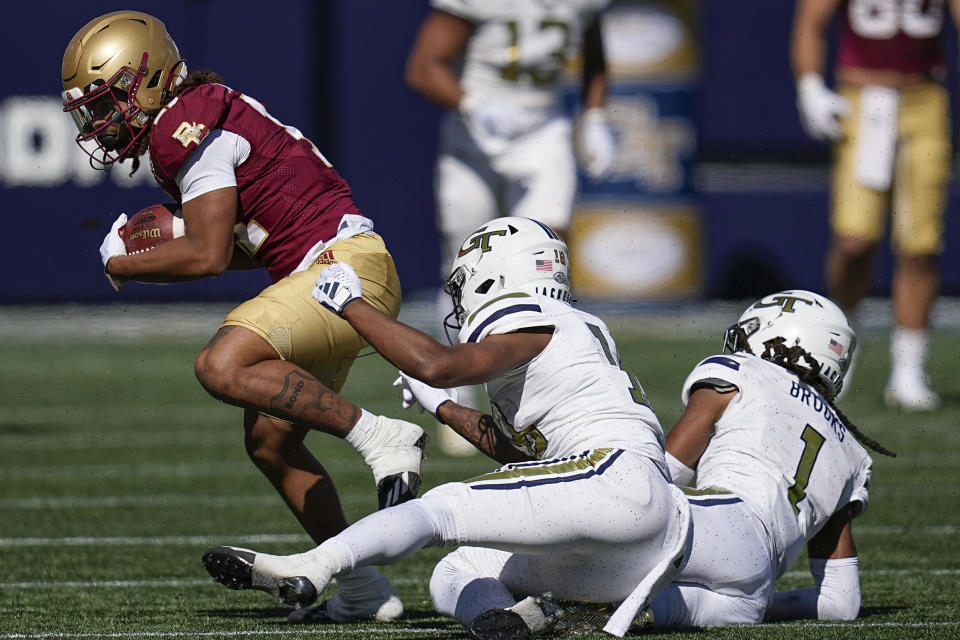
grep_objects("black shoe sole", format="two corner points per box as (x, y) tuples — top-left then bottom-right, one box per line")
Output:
(201, 546), (255, 590)
(468, 609), (530, 640)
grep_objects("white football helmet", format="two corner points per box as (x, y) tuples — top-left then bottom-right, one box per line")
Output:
(723, 289), (856, 398)
(443, 217), (571, 335)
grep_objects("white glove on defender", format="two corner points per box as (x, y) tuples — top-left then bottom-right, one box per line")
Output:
(459, 93), (539, 140)
(393, 372), (458, 418)
(577, 107), (617, 179)
(99, 213), (127, 291)
(796, 73), (851, 142)
(312, 263), (363, 316)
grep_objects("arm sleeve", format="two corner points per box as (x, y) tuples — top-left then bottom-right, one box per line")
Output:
(177, 129), (250, 203)
(649, 583), (766, 627)
(765, 557), (861, 621)
(666, 451), (695, 486)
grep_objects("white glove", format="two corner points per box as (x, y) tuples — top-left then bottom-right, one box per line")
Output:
(577, 107), (617, 179)
(393, 372), (458, 418)
(312, 263), (363, 316)
(459, 93), (539, 140)
(99, 213), (127, 291)
(796, 73), (851, 142)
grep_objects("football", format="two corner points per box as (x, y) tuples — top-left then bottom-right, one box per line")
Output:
(121, 203), (185, 254)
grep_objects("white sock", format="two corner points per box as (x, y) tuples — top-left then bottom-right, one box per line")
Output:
(294, 502), (442, 584)
(890, 326), (929, 376)
(302, 538), (353, 574)
(281, 538), (349, 588)
(345, 409), (377, 448)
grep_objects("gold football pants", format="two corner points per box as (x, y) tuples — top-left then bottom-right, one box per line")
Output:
(223, 233), (402, 392)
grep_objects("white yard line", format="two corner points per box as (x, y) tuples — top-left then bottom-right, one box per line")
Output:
(0, 534), (309, 547)
(0, 525), (956, 548)
(0, 630), (449, 639)
(0, 458), (487, 481)
(1, 492), (956, 510)
(0, 496), (280, 509)
(0, 621), (958, 639)
(4, 298), (960, 341)
(2, 569), (958, 591)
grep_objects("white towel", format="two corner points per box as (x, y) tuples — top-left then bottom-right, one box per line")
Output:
(854, 86), (899, 191)
(602, 485), (693, 637)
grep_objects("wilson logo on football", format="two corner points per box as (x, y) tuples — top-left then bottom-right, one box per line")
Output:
(127, 228), (162, 241)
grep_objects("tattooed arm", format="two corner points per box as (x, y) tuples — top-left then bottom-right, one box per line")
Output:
(437, 402), (533, 464)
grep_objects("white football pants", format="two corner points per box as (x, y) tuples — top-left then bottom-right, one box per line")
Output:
(435, 112), (577, 277)
(430, 491), (775, 627)
(312, 450), (689, 613)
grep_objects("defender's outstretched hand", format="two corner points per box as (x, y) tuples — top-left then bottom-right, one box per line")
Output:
(312, 263), (362, 316)
(393, 372), (458, 419)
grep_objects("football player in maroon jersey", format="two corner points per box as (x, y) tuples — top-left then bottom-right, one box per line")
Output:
(61, 11), (425, 622)
(791, 0), (960, 411)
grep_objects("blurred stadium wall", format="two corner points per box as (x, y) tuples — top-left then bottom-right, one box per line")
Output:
(1, 0), (958, 303)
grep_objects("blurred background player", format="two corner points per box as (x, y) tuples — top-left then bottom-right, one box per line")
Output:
(405, 0), (617, 453)
(429, 290), (895, 631)
(203, 217), (690, 640)
(790, 0), (960, 410)
(61, 11), (426, 621)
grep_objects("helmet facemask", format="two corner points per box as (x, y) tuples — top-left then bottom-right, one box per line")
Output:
(441, 266), (467, 344)
(722, 316), (760, 354)
(63, 62), (150, 168)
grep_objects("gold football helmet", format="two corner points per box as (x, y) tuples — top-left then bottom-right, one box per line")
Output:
(62, 11), (186, 167)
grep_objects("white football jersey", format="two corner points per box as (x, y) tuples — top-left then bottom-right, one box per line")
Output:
(433, 0), (610, 110)
(680, 353), (873, 576)
(459, 289), (666, 470)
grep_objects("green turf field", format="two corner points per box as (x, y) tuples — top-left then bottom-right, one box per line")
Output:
(1, 314), (958, 639)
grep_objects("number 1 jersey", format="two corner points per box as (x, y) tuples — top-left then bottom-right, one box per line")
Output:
(680, 353), (873, 576)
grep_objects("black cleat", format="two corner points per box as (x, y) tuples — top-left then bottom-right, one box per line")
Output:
(278, 576), (319, 609)
(468, 609), (531, 640)
(201, 546), (257, 591)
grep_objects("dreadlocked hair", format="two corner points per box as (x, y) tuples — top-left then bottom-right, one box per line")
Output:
(163, 69), (224, 104)
(119, 70), (224, 177)
(734, 333), (896, 458)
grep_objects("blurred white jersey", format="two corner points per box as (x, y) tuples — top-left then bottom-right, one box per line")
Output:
(434, 0), (609, 111)
(433, 0), (609, 269)
(680, 353), (873, 576)
(459, 289), (666, 469)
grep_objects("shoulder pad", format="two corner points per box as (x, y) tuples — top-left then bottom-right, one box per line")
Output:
(461, 291), (545, 344)
(150, 84), (231, 182)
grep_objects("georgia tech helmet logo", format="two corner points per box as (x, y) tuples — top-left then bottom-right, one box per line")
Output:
(458, 230), (507, 257)
(753, 295), (820, 313)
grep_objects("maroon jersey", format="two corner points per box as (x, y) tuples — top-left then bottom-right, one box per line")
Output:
(837, 0), (946, 77)
(149, 83), (363, 282)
